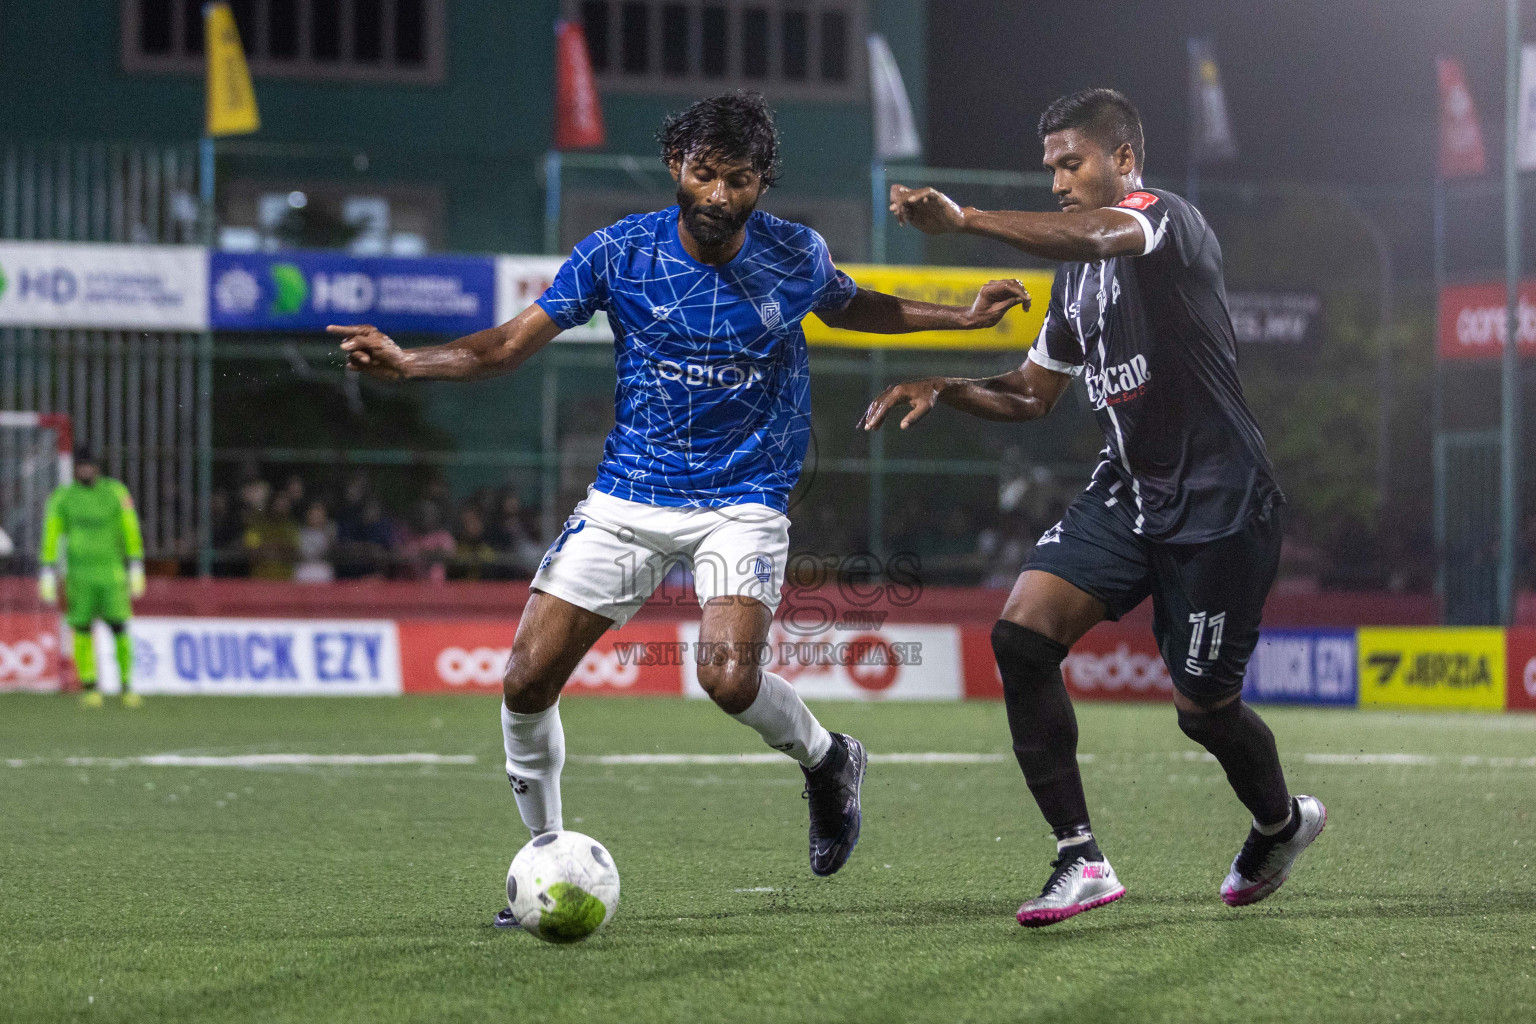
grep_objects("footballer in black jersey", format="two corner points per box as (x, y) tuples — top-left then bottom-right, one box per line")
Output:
(864, 88), (1324, 925)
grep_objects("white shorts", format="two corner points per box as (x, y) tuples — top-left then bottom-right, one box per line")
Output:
(531, 488), (789, 628)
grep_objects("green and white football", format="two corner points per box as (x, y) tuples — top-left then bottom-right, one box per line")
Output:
(506, 830), (620, 943)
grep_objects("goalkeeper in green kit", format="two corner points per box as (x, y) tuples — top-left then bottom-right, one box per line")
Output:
(38, 449), (147, 708)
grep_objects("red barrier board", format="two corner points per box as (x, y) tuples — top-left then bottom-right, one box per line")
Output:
(0, 612), (64, 692)
(397, 620), (684, 696)
(1504, 627), (1536, 711)
(961, 621), (1173, 703)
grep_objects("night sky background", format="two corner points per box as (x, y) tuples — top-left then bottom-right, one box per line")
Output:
(927, 0), (1512, 189)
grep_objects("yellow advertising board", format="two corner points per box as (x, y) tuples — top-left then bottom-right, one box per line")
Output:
(803, 265), (1054, 351)
(1357, 628), (1506, 711)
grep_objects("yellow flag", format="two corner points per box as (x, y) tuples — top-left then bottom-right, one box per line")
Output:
(205, 2), (260, 137)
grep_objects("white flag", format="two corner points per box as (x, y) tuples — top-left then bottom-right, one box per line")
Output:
(868, 34), (921, 161)
(1517, 44), (1536, 170)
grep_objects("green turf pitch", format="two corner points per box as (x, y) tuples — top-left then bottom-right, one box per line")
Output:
(2, 695), (1534, 1023)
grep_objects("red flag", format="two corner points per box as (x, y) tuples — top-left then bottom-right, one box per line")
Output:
(554, 21), (605, 150)
(1437, 57), (1486, 179)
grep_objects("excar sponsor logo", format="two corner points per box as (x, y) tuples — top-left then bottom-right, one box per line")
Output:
(1367, 650), (1494, 690)
(1084, 354), (1150, 410)
(657, 360), (766, 389)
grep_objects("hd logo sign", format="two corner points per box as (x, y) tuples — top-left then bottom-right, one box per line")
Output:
(1357, 628), (1506, 711)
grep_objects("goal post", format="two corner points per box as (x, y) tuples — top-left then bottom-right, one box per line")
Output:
(0, 411), (74, 568)
(0, 411), (73, 692)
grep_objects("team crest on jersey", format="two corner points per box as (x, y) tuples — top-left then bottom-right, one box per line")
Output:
(651, 305), (673, 321)
(758, 301), (783, 332)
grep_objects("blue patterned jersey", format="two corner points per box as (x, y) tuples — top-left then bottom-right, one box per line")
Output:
(536, 207), (857, 511)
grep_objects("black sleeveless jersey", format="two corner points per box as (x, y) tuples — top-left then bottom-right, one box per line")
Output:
(1028, 188), (1281, 544)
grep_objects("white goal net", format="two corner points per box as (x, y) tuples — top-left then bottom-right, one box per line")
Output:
(0, 411), (72, 692)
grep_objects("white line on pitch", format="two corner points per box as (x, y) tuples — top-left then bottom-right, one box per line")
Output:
(8, 751), (1536, 770)
(3, 753), (478, 768)
(573, 752), (1018, 766)
(1303, 752), (1536, 767)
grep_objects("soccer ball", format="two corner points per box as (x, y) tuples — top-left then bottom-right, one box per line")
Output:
(506, 830), (620, 943)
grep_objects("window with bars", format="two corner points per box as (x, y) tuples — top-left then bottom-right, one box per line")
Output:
(122, 0), (445, 82)
(569, 1), (863, 100)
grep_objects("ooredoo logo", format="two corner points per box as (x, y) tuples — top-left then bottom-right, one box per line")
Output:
(845, 635), (900, 692)
(432, 645), (640, 690)
(1063, 644), (1172, 693)
(0, 633), (57, 681)
(435, 646), (509, 687)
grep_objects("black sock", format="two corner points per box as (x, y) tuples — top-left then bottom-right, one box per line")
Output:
(991, 620), (1091, 835)
(1177, 700), (1291, 827)
(1269, 797), (1302, 842)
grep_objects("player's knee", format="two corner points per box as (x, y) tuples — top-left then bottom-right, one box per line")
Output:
(990, 619), (1069, 694)
(1175, 697), (1241, 745)
(695, 659), (757, 710)
(501, 646), (562, 712)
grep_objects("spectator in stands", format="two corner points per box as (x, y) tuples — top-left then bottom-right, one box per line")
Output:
(337, 471), (371, 534)
(294, 500), (336, 584)
(246, 490), (300, 580)
(335, 496), (393, 579)
(978, 512), (1034, 590)
(450, 504), (498, 581)
(401, 502), (455, 583)
(488, 490), (542, 578)
(209, 487), (246, 577)
(277, 473), (306, 516)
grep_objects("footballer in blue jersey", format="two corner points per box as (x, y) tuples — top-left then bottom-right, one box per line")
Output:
(331, 93), (1029, 918)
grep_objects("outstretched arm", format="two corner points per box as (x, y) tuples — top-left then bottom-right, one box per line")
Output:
(860, 358), (1074, 430)
(814, 279), (1029, 333)
(889, 184), (1148, 263)
(328, 304), (564, 382)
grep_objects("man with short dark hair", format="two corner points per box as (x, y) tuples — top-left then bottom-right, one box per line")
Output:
(866, 87), (1324, 926)
(331, 92), (1030, 919)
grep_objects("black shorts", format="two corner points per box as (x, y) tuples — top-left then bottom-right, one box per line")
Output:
(1021, 479), (1282, 704)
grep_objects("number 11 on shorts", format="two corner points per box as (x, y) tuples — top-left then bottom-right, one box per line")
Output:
(1185, 611), (1226, 677)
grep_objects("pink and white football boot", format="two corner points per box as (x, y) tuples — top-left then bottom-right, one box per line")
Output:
(1221, 795), (1327, 907)
(1016, 844), (1126, 927)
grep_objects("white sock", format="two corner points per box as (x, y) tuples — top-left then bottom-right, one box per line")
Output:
(501, 701), (565, 836)
(1255, 804), (1294, 836)
(729, 671), (833, 767)
(1056, 833), (1094, 852)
